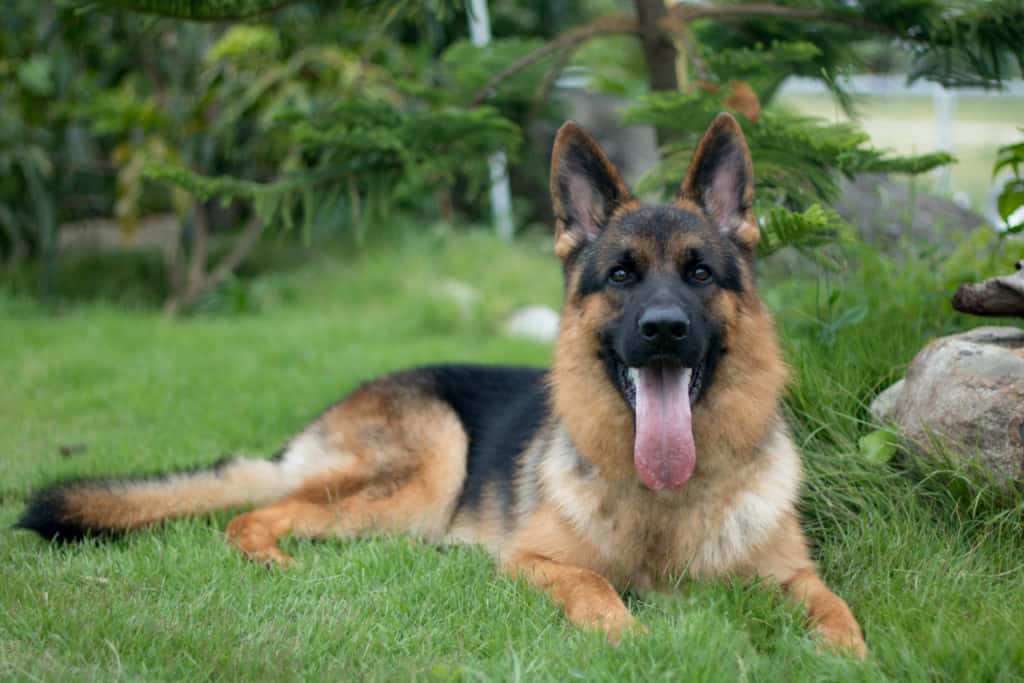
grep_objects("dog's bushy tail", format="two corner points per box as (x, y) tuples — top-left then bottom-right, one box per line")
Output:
(14, 455), (295, 541)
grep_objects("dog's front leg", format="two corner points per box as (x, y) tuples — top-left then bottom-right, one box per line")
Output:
(750, 515), (867, 658)
(504, 553), (637, 642)
(782, 567), (866, 658)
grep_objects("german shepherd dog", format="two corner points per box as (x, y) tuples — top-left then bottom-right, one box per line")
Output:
(16, 114), (865, 657)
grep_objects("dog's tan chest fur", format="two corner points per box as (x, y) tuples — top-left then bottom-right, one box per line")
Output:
(531, 425), (802, 588)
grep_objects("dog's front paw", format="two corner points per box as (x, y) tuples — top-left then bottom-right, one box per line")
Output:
(601, 607), (643, 644)
(817, 613), (867, 659)
(568, 600), (642, 644)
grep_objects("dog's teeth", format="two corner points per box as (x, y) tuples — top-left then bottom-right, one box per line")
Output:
(627, 368), (639, 385)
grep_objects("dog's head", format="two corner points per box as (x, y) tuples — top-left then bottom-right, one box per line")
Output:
(549, 113), (784, 491)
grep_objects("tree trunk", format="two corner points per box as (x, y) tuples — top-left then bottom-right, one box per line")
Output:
(164, 210), (264, 315)
(633, 0), (679, 147)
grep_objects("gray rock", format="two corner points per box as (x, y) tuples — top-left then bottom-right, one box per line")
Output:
(869, 379), (905, 422)
(871, 326), (1024, 482)
(835, 174), (989, 249)
(502, 305), (560, 344)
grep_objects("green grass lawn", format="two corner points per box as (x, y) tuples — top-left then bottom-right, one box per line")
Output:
(3, 225), (1024, 680)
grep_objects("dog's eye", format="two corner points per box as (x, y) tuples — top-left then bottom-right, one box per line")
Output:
(608, 267), (633, 285)
(690, 265), (713, 284)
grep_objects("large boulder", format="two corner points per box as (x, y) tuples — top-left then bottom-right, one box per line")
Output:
(835, 174), (988, 248)
(871, 326), (1024, 482)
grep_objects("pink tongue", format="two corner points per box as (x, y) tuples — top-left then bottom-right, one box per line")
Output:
(633, 364), (696, 490)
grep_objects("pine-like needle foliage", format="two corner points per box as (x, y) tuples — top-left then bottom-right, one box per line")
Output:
(617, 1), (1019, 256)
(83, 0), (459, 22)
(862, 0), (1024, 87)
(146, 100), (519, 239)
(623, 90), (951, 257)
(77, 0), (1018, 257)
(692, 0), (1024, 91)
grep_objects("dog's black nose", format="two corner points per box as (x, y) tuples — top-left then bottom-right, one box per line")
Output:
(638, 306), (690, 345)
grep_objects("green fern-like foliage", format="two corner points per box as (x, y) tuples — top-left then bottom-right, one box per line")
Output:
(704, 41), (823, 102)
(758, 205), (852, 257)
(88, 0), (458, 21)
(144, 101), (519, 237)
(994, 131), (1024, 233)
(76, 0), (1015, 258)
(622, 89), (952, 256)
(101, 1), (530, 240)
(878, 0), (1024, 88)
(98, 0), (297, 19)
(437, 39), (551, 109)
(693, 0), (1024, 93)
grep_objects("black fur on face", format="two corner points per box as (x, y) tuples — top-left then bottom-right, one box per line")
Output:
(574, 205), (736, 410)
(549, 115), (757, 412)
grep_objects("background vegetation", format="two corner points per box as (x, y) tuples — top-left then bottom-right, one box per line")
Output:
(4, 0), (1022, 308)
(2, 0), (1024, 679)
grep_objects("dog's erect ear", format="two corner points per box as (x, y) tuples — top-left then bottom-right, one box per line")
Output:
(550, 122), (634, 260)
(678, 113), (758, 251)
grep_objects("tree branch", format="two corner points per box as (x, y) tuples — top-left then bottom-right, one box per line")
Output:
(666, 3), (904, 39)
(526, 47), (574, 124)
(673, 22), (709, 83)
(471, 2), (906, 107)
(204, 214), (264, 295)
(187, 203), (209, 295)
(164, 214), (263, 314)
(470, 14), (639, 106)
(634, 0), (679, 93)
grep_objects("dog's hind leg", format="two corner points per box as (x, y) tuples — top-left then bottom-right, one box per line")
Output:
(226, 498), (349, 565)
(226, 376), (468, 565)
(225, 459), (460, 564)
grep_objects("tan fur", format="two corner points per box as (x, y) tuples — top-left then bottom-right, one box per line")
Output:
(505, 548), (637, 641)
(445, 489), (506, 555)
(783, 569), (867, 658)
(537, 287), (862, 653)
(34, 114), (865, 658)
(678, 114), (759, 250)
(226, 382), (467, 565)
(695, 292), (788, 458)
(59, 456), (303, 532)
(550, 122), (636, 261)
(533, 114), (863, 654)
(550, 294), (637, 484)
